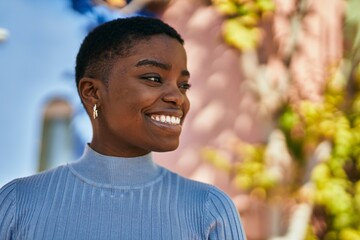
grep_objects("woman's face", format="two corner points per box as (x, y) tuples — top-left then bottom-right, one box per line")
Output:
(93, 34), (190, 157)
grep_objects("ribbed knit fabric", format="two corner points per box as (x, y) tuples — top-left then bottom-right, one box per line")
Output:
(0, 145), (246, 239)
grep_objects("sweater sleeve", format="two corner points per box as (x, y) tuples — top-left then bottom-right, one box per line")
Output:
(204, 187), (246, 240)
(0, 180), (17, 240)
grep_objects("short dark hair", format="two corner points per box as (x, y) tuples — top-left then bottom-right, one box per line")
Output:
(75, 16), (184, 88)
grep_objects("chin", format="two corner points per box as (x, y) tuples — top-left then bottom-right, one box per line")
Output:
(152, 143), (179, 152)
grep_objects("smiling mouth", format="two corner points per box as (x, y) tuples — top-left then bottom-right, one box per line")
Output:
(150, 114), (181, 125)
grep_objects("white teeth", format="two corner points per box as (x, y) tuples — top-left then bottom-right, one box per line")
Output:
(171, 116), (176, 124)
(161, 115), (166, 122)
(151, 115), (181, 125)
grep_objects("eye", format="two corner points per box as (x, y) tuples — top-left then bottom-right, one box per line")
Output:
(146, 76), (161, 83)
(140, 75), (162, 85)
(179, 82), (192, 90)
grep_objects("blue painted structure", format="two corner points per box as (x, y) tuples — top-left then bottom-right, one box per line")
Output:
(0, 0), (144, 187)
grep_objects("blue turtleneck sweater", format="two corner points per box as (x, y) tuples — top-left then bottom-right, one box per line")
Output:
(0, 145), (246, 239)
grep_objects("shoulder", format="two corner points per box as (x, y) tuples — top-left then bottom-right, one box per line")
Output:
(0, 165), (71, 216)
(0, 166), (70, 238)
(0, 179), (17, 205)
(162, 170), (246, 239)
(163, 168), (236, 205)
(205, 185), (238, 210)
(162, 168), (217, 195)
(0, 180), (17, 239)
(203, 186), (247, 239)
(1, 165), (69, 200)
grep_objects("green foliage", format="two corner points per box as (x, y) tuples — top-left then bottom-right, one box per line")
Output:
(282, 60), (360, 237)
(278, 106), (305, 163)
(202, 142), (278, 196)
(301, 2), (360, 235)
(206, 0), (360, 238)
(212, 0), (275, 51)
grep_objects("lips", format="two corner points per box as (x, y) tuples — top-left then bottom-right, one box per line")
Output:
(150, 114), (181, 125)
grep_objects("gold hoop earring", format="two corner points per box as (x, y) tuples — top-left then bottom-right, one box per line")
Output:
(93, 104), (99, 119)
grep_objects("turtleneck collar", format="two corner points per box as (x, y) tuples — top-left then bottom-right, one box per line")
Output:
(68, 145), (164, 189)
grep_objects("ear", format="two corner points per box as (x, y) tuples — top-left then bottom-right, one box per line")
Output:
(78, 77), (104, 109)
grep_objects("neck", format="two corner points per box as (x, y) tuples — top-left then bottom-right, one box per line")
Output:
(89, 141), (150, 158)
(68, 144), (163, 188)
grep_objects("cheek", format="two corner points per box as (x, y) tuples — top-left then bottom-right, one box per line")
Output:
(110, 87), (139, 109)
(131, 89), (160, 107)
(118, 92), (155, 115)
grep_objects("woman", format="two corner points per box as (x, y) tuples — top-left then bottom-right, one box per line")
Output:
(0, 16), (246, 239)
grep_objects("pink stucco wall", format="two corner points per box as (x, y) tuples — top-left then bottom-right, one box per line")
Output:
(154, 0), (345, 239)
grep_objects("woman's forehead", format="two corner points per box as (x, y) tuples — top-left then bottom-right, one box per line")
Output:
(117, 35), (187, 64)
(108, 36), (187, 79)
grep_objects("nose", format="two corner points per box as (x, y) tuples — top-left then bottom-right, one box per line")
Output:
(162, 84), (186, 106)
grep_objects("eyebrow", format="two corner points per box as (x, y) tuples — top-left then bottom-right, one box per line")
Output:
(136, 59), (190, 77)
